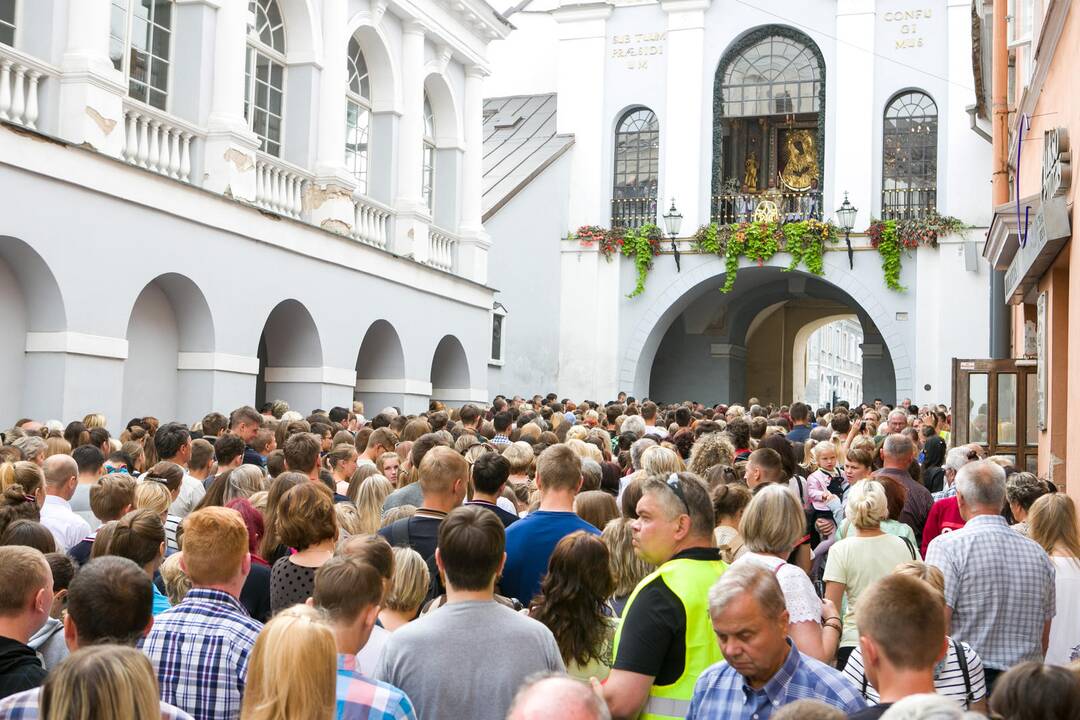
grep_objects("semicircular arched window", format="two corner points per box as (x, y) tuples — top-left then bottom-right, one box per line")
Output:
(611, 107), (659, 229)
(346, 36), (371, 194)
(882, 90), (938, 220)
(720, 34), (821, 118)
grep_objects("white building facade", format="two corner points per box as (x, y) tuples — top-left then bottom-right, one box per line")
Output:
(483, 0), (994, 406)
(0, 0), (509, 430)
(804, 318), (864, 407)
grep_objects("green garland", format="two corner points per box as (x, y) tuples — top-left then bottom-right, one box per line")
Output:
(618, 224), (663, 298)
(865, 213), (964, 292)
(693, 219), (837, 293)
(874, 219), (904, 291)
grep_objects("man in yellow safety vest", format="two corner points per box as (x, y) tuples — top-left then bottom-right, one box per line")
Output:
(602, 472), (727, 719)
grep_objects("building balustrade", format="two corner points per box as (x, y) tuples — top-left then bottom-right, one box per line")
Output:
(352, 194), (393, 250)
(0, 46), (51, 131)
(427, 226), (457, 272)
(880, 188), (937, 221)
(254, 154), (310, 219)
(610, 196), (657, 229)
(121, 102), (199, 183)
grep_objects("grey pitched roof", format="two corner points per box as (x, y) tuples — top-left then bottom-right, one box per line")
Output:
(482, 94), (574, 221)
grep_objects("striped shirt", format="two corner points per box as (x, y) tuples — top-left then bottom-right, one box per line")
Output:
(140, 588), (263, 720)
(926, 514), (1056, 669)
(842, 638), (986, 708)
(687, 640), (865, 720)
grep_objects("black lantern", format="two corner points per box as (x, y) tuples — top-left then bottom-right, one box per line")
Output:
(836, 192), (857, 269)
(662, 198), (683, 272)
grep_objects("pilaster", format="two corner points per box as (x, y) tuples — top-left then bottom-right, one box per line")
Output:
(393, 20), (429, 257)
(833, 0), (876, 225)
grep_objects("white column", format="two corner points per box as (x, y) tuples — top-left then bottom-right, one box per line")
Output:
(456, 64), (491, 283)
(661, 0), (710, 230)
(57, 0), (125, 156)
(833, 0), (876, 225)
(553, 2), (612, 228)
(308, 0), (357, 234)
(393, 20), (429, 260)
(944, 0), (991, 224)
(203, 0), (260, 199)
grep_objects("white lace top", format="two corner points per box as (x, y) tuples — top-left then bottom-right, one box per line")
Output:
(732, 552), (823, 625)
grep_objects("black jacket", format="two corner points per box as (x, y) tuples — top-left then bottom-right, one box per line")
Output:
(0, 636), (46, 700)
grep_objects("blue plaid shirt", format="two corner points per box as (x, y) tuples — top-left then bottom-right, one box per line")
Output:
(336, 654), (417, 720)
(687, 641), (865, 720)
(140, 588), (263, 720)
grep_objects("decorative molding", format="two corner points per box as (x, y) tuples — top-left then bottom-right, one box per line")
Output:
(264, 366), (358, 387)
(177, 352), (260, 375)
(25, 332), (128, 360)
(354, 378), (434, 395)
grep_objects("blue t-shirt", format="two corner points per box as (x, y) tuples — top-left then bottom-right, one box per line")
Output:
(151, 582), (172, 616)
(786, 425), (812, 444)
(500, 510), (600, 603)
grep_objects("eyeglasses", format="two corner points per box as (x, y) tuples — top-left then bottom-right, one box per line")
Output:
(666, 473), (689, 513)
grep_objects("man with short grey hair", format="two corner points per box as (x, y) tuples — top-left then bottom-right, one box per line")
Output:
(686, 564), (864, 719)
(620, 415), (647, 439)
(508, 674), (611, 720)
(11, 436), (46, 466)
(926, 460), (1056, 691)
(38, 455), (90, 552)
(877, 434), (933, 546)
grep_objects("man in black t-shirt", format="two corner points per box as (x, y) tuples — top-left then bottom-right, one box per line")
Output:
(465, 453), (518, 527)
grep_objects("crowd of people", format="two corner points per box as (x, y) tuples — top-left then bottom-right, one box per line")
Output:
(0, 394), (1077, 719)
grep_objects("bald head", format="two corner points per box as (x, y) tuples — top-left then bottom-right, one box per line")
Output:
(508, 675), (611, 720)
(43, 454), (78, 498)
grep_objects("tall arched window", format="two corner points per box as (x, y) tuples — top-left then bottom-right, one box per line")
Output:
(882, 90), (938, 220)
(422, 93), (436, 211)
(109, 0), (173, 110)
(0, 1), (15, 46)
(346, 36), (371, 194)
(712, 27), (825, 223)
(611, 107), (659, 229)
(246, 0), (286, 156)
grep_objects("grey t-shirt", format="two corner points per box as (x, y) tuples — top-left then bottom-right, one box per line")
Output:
(69, 482), (99, 531)
(382, 482), (424, 512)
(375, 600), (564, 720)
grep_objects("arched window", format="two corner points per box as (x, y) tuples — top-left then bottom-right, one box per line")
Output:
(0, 1), (15, 46)
(611, 107), (659, 229)
(712, 28), (825, 223)
(109, 0), (174, 110)
(882, 90), (938, 220)
(346, 36), (371, 193)
(422, 93), (435, 211)
(246, 0), (286, 156)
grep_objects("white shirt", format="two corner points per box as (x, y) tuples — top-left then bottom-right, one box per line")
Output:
(169, 473), (206, 518)
(40, 494), (92, 552)
(356, 624), (390, 676)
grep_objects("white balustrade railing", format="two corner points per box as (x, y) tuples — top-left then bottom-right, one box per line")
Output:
(255, 154), (309, 219)
(352, 195), (393, 249)
(427, 227), (457, 272)
(0, 47), (54, 131)
(120, 102), (200, 183)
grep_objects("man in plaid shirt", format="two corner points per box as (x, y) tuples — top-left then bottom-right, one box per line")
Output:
(927, 460), (1056, 691)
(141, 507), (262, 720)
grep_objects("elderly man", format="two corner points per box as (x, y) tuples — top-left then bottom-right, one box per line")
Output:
(687, 564), (865, 719)
(509, 674), (611, 720)
(926, 460), (1056, 692)
(876, 434), (933, 546)
(603, 473), (726, 720)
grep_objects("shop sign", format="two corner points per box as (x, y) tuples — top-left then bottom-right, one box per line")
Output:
(1037, 291), (1047, 430)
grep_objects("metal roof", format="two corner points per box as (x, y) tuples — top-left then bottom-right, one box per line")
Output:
(482, 93), (574, 221)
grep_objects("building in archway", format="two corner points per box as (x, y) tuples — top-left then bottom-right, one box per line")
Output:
(0, 0), (509, 429)
(482, 0), (994, 406)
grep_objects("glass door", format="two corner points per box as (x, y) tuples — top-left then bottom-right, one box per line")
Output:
(952, 358), (1038, 472)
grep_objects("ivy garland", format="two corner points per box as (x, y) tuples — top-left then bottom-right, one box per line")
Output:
(572, 223), (663, 298)
(573, 213), (964, 298)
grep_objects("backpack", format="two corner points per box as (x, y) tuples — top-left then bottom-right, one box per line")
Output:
(860, 638), (974, 708)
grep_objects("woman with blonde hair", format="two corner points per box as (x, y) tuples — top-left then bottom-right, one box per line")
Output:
(375, 451), (401, 487)
(0, 461), (46, 506)
(841, 561), (988, 711)
(44, 436), (71, 459)
(734, 484), (839, 664)
(687, 432), (735, 476)
(600, 517), (653, 616)
(40, 645), (161, 720)
(823, 479), (914, 670)
(353, 475), (394, 535)
(640, 445), (684, 476)
(82, 413), (107, 430)
(379, 546), (430, 631)
(324, 445), (358, 497)
(1029, 493), (1080, 665)
(133, 481), (171, 522)
(241, 605), (336, 720)
(345, 464), (381, 504)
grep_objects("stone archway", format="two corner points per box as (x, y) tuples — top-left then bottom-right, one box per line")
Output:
(255, 299), (324, 412)
(354, 319), (407, 414)
(430, 335), (471, 405)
